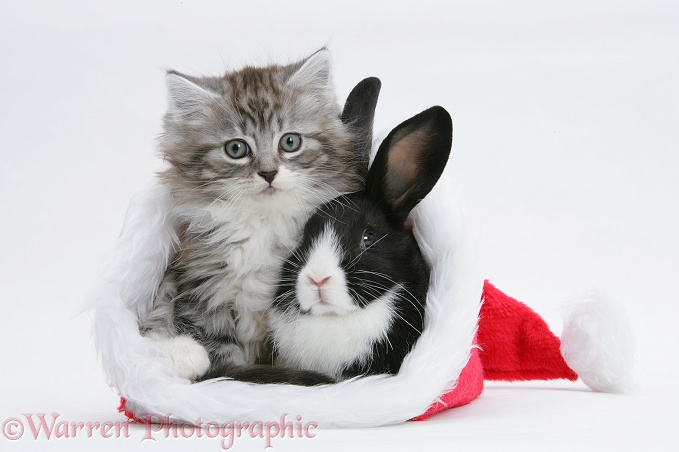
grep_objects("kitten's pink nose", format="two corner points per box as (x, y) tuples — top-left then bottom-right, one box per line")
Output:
(308, 276), (331, 288)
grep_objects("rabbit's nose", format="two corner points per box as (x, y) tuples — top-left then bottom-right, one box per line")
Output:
(308, 276), (331, 288)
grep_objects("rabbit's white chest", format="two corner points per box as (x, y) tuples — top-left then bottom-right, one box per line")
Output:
(269, 289), (397, 378)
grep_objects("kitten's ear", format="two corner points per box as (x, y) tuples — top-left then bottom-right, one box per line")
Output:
(341, 77), (381, 179)
(285, 48), (332, 91)
(366, 106), (452, 224)
(165, 70), (218, 117)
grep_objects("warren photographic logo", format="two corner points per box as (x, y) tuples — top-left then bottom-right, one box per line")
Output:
(2, 413), (318, 449)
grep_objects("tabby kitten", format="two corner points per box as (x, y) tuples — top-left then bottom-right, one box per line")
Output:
(139, 49), (381, 381)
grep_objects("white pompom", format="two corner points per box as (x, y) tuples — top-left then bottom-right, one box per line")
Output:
(560, 289), (635, 393)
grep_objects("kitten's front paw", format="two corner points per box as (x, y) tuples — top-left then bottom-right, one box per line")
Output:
(160, 335), (211, 380)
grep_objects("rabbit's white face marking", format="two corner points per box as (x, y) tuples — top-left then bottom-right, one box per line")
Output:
(296, 225), (357, 316)
(270, 288), (398, 378)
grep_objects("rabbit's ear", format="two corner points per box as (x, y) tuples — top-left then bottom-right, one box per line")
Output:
(341, 77), (381, 180)
(366, 106), (452, 224)
(341, 77), (381, 129)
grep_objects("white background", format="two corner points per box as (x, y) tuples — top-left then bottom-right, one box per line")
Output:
(1, 1), (677, 450)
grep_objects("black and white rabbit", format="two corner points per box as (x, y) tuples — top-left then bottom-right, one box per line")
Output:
(268, 106), (453, 381)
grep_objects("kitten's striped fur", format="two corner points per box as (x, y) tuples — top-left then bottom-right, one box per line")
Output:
(139, 49), (380, 380)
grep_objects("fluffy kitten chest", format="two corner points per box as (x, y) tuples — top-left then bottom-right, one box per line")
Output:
(208, 213), (303, 313)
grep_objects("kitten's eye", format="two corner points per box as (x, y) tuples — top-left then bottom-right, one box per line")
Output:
(279, 133), (302, 153)
(224, 139), (250, 159)
(362, 229), (376, 248)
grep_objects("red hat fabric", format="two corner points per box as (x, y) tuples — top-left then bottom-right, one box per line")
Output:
(478, 281), (578, 383)
(412, 279), (632, 420)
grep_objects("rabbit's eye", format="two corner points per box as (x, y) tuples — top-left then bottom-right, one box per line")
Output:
(224, 139), (250, 159)
(362, 229), (376, 248)
(279, 133), (302, 152)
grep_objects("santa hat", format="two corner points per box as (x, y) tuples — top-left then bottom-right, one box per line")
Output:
(477, 281), (634, 392)
(96, 176), (634, 428)
(409, 279), (635, 421)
